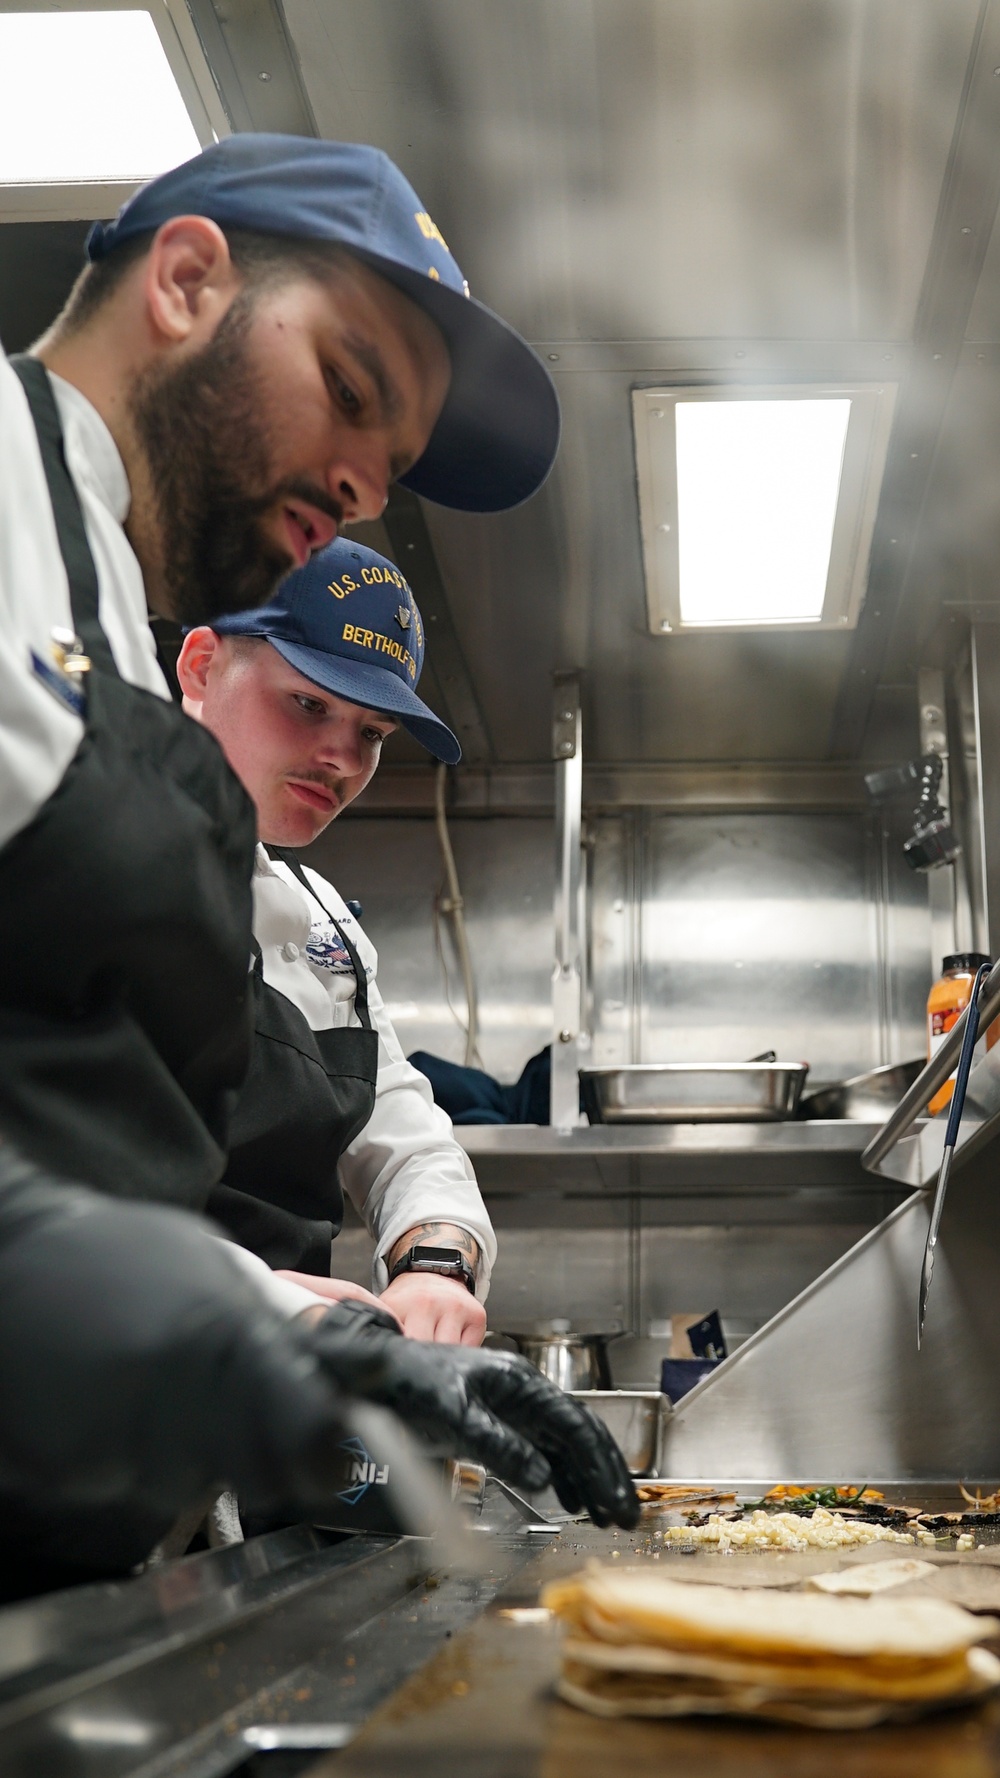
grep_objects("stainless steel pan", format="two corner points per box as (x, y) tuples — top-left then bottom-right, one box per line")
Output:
(502, 1329), (619, 1391)
(580, 1062), (808, 1124)
(800, 1058), (924, 1121)
(569, 1390), (668, 1476)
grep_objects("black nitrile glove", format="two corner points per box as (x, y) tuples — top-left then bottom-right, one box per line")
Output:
(312, 1300), (640, 1529)
(0, 1147), (356, 1581)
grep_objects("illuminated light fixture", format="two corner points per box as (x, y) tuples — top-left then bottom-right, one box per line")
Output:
(0, 5), (227, 221)
(633, 382), (896, 633)
(0, 11), (200, 182)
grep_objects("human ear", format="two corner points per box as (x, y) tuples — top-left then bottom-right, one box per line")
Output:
(142, 216), (239, 345)
(176, 626), (221, 713)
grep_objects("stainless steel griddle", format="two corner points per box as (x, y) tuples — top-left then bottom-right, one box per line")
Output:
(6, 1485), (1000, 1778)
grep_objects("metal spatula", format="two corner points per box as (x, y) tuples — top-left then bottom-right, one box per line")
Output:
(918, 960), (991, 1348)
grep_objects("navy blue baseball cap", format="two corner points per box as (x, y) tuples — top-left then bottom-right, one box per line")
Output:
(86, 134), (559, 515)
(210, 538), (460, 764)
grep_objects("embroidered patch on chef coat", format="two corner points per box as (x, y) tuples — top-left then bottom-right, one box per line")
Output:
(306, 918), (371, 978)
(30, 648), (87, 718)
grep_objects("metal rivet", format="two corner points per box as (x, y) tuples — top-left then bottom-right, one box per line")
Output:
(659, 619), (673, 632)
(658, 522), (671, 533)
(978, 352), (987, 361)
(735, 350), (746, 359)
(559, 709), (573, 721)
(883, 353), (893, 361)
(258, 70), (271, 80)
(651, 409), (665, 419)
(558, 741), (573, 756)
(961, 227), (972, 235)
(890, 538), (898, 545)
(933, 353), (943, 361)
(911, 452), (918, 459)
(547, 353), (560, 362)
(558, 1029), (575, 1044)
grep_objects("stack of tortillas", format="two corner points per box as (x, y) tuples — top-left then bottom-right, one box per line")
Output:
(541, 1564), (1000, 1728)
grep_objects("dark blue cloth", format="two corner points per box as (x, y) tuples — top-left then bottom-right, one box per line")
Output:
(409, 1046), (554, 1125)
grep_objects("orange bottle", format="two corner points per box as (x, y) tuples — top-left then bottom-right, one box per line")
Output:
(927, 953), (997, 1116)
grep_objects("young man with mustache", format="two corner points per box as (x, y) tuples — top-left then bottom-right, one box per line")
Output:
(178, 538), (492, 1349)
(0, 135), (637, 1586)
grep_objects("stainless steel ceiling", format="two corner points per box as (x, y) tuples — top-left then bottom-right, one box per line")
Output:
(281, 0), (999, 768)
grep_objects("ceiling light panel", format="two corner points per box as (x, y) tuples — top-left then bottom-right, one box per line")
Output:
(633, 382), (896, 635)
(0, 10), (200, 183)
(0, 2), (229, 220)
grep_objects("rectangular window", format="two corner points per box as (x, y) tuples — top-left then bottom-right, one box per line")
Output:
(633, 383), (896, 634)
(0, 3), (228, 221)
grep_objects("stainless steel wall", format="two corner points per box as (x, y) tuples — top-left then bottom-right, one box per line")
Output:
(308, 804), (931, 1088)
(333, 1204), (896, 1380)
(590, 809), (929, 1082)
(307, 816), (554, 1082)
(309, 802), (928, 1352)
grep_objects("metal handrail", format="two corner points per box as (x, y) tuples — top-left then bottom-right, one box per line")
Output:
(862, 957), (1000, 1172)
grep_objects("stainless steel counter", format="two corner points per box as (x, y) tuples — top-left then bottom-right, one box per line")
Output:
(20, 1493), (1000, 1778)
(459, 1119), (900, 1195)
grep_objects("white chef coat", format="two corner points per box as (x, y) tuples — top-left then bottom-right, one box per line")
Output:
(0, 340), (322, 1321)
(252, 846), (496, 1299)
(0, 342), (169, 848)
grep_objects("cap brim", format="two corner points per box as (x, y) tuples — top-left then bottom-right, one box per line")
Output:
(353, 250), (560, 513)
(267, 637), (461, 765)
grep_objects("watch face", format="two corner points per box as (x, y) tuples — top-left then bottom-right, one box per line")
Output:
(393, 1246), (477, 1294)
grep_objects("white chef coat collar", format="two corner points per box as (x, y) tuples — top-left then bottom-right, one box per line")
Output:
(49, 370), (131, 525)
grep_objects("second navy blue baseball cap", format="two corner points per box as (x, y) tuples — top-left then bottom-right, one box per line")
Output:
(86, 134), (559, 515)
(210, 538), (461, 764)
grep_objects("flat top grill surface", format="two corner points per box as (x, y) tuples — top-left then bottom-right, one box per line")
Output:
(325, 1492), (1000, 1778)
(6, 1489), (1000, 1778)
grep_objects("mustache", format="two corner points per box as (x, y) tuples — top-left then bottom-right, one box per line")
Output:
(287, 770), (343, 802)
(251, 477), (344, 531)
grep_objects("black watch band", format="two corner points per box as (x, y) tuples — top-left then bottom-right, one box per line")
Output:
(387, 1245), (478, 1296)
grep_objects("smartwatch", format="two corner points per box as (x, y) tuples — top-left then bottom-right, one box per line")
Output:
(387, 1244), (478, 1296)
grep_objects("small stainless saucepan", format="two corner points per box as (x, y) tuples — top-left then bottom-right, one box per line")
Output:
(502, 1327), (620, 1392)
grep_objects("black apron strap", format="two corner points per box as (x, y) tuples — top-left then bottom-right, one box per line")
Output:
(10, 355), (118, 677)
(265, 846), (373, 1031)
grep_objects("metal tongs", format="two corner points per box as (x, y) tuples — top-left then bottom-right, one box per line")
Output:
(918, 960), (991, 1348)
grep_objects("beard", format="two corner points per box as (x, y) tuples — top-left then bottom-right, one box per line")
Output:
(128, 294), (342, 626)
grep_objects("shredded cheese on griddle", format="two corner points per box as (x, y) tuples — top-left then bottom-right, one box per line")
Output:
(661, 1506), (915, 1552)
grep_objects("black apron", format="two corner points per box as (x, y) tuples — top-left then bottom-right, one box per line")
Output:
(207, 848), (379, 1274)
(0, 357), (256, 1205)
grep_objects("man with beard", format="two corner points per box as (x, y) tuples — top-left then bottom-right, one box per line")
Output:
(0, 134), (637, 1589)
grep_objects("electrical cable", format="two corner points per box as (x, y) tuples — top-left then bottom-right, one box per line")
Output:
(433, 762), (480, 1067)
